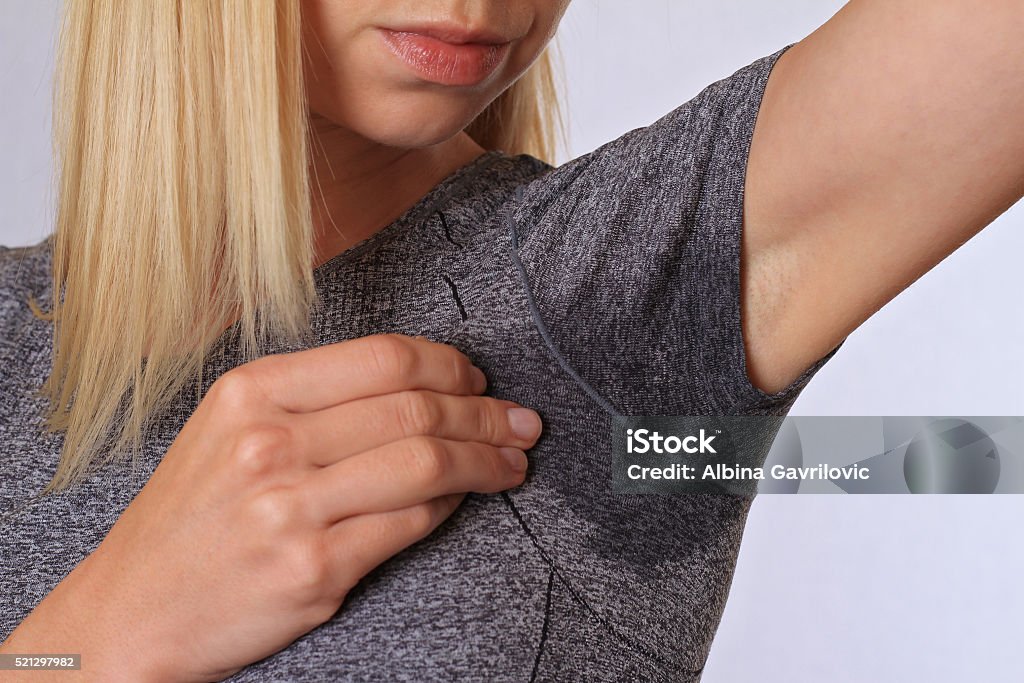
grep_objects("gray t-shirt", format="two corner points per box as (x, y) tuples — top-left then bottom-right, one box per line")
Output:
(0, 43), (842, 681)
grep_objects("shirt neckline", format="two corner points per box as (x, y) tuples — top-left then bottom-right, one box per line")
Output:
(312, 148), (505, 280)
(131, 149), (506, 368)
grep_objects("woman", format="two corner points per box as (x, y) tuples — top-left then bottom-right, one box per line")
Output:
(1, 0), (1021, 680)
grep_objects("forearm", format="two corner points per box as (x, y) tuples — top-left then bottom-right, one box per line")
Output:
(0, 553), (171, 682)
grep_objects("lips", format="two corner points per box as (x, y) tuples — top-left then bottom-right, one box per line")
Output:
(378, 25), (512, 86)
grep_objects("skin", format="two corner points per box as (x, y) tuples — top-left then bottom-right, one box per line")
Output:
(300, 0), (571, 268)
(742, 0), (1024, 393)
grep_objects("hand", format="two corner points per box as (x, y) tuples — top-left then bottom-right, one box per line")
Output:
(1, 334), (542, 682)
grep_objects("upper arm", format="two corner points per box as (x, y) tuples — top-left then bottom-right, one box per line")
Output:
(743, 0), (1024, 394)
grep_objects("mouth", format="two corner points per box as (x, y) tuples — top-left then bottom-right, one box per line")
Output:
(377, 23), (513, 87)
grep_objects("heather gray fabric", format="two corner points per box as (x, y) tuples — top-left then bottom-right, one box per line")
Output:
(0, 43), (843, 681)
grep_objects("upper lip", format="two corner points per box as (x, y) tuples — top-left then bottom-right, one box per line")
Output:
(380, 22), (512, 46)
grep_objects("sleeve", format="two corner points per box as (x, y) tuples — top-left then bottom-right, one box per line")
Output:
(512, 42), (845, 417)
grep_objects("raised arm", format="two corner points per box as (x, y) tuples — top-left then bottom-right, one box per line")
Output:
(742, 0), (1024, 394)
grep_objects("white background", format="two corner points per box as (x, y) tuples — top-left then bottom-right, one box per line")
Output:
(2, 1), (1023, 680)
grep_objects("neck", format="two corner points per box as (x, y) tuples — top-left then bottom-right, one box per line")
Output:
(307, 114), (487, 269)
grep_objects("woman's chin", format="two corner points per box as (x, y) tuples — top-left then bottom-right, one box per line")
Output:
(312, 94), (489, 149)
(347, 117), (478, 150)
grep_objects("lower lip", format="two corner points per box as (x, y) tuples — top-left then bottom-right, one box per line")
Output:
(379, 29), (510, 86)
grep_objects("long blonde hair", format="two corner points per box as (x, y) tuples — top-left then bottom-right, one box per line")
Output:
(29, 0), (564, 496)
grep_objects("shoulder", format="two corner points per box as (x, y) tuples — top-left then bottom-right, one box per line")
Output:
(0, 235), (53, 329)
(512, 43), (794, 251)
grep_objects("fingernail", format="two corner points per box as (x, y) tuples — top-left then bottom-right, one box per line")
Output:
(507, 407), (542, 441)
(472, 366), (488, 393)
(499, 447), (528, 472)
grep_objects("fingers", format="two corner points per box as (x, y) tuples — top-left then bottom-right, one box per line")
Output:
(322, 493), (465, 596)
(218, 334), (487, 414)
(303, 436), (529, 525)
(290, 391), (543, 466)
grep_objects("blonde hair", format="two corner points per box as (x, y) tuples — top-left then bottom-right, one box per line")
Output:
(29, 0), (564, 496)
